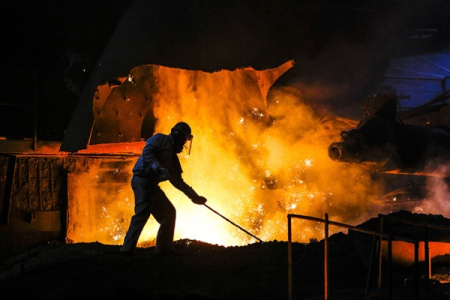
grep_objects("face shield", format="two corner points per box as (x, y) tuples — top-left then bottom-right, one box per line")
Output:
(171, 122), (194, 155)
(183, 134), (194, 155)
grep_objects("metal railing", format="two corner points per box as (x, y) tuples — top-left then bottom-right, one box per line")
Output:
(287, 213), (450, 300)
(378, 214), (450, 289)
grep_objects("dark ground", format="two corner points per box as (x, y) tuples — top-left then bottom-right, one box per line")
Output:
(1, 211), (450, 300)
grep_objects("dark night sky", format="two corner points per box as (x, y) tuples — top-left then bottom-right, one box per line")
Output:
(2, 0), (450, 143)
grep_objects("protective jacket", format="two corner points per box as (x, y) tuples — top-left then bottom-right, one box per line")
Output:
(132, 133), (199, 200)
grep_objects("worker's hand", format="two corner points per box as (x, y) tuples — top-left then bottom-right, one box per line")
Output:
(157, 167), (170, 181)
(192, 196), (207, 205)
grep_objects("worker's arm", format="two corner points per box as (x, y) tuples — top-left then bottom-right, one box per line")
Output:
(169, 175), (207, 205)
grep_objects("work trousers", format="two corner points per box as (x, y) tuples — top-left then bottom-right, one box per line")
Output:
(121, 176), (176, 253)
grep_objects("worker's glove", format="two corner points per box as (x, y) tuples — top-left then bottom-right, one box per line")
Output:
(192, 196), (207, 205)
(157, 167), (170, 181)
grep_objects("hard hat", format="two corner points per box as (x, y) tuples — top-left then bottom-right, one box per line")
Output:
(171, 122), (193, 140)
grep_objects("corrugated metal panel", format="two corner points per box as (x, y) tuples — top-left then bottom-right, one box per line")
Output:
(11, 157), (64, 212)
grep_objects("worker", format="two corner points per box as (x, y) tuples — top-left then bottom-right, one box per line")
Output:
(120, 121), (207, 255)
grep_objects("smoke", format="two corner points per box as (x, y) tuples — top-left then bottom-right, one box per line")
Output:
(150, 79), (387, 245)
(60, 0), (450, 247)
(69, 66), (394, 246)
(413, 165), (450, 217)
(68, 61), (450, 248)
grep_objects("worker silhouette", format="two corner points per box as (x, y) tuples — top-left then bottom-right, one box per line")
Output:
(121, 122), (207, 255)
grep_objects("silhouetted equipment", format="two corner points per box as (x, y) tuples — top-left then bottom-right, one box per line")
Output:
(328, 94), (450, 176)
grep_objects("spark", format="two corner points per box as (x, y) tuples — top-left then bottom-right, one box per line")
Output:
(67, 67), (388, 247)
(304, 158), (314, 167)
(252, 107), (265, 118)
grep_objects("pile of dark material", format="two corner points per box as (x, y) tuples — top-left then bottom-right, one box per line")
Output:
(1, 211), (450, 299)
(356, 210), (450, 242)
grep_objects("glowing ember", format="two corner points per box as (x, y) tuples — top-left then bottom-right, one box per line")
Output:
(67, 63), (387, 247)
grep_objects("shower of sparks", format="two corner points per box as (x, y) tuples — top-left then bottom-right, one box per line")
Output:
(67, 69), (390, 247)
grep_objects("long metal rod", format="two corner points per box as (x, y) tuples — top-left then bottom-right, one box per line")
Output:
(425, 227), (430, 290)
(288, 214), (293, 300)
(203, 203), (263, 242)
(324, 213), (329, 300)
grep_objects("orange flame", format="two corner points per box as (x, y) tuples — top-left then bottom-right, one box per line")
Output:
(67, 64), (387, 247)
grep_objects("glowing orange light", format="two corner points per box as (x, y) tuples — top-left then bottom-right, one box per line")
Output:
(67, 64), (395, 247)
